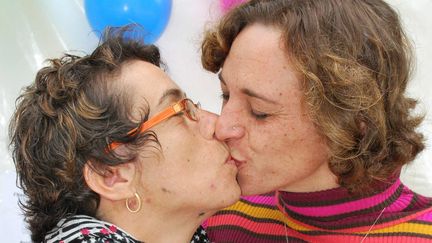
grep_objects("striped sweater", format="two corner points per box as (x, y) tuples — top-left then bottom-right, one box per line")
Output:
(205, 179), (432, 242)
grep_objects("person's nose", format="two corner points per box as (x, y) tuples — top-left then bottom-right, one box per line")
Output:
(215, 106), (245, 142)
(197, 109), (218, 140)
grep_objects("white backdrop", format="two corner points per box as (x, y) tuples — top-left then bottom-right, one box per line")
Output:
(0, 1), (431, 242)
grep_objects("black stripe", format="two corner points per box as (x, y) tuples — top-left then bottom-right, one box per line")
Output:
(404, 193), (419, 211)
(408, 219), (432, 226)
(365, 232), (432, 239)
(237, 197), (277, 210)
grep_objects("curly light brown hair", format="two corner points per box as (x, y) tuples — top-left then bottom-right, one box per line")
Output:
(202, 0), (424, 193)
(9, 26), (162, 242)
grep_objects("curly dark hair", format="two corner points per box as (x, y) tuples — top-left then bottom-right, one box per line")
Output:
(9, 26), (162, 242)
(202, 0), (424, 194)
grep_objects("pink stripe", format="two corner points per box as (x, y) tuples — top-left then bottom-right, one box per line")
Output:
(313, 234), (430, 243)
(284, 180), (401, 217)
(416, 209), (432, 221)
(241, 194), (276, 207)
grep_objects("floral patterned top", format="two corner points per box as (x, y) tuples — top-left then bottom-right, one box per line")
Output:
(44, 215), (210, 243)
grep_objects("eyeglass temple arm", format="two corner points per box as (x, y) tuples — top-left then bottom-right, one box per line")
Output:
(107, 103), (183, 151)
(136, 103), (183, 134)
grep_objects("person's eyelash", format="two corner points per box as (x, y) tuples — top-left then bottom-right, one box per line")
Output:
(250, 109), (270, 120)
(220, 92), (229, 101)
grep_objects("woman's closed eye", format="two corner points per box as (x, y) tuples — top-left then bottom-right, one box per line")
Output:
(220, 92), (229, 102)
(250, 109), (270, 120)
(220, 91), (270, 120)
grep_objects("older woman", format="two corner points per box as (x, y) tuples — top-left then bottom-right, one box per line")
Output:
(9, 27), (240, 243)
(201, 0), (432, 242)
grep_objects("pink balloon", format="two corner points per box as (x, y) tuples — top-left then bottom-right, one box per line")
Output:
(220, 0), (247, 13)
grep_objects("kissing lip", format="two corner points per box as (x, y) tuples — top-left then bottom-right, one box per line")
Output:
(231, 156), (246, 168)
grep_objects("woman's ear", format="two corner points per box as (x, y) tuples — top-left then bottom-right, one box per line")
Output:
(83, 161), (137, 201)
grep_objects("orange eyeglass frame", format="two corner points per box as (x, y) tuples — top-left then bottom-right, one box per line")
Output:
(107, 98), (198, 151)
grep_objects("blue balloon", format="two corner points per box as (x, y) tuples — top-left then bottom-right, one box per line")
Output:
(84, 0), (172, 43)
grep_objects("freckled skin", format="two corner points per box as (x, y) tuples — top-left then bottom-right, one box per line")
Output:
(216, 24), (337, 195)
(161, 187), (172, 193)
(120, 60), (240, 216)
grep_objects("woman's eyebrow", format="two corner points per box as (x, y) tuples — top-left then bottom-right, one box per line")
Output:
(241, 88), (277, 104)
(219, 72), (277, 105)
(218, 72), (226, 85)
(158, 88), (186, 105)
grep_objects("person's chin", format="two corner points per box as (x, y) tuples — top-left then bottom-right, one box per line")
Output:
(210, 189), (241, 211)
(238, 180), (258, 196)
(238, 175), (272, 196)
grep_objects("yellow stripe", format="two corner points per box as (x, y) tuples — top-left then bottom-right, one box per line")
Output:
(224, 200), (312, 231)
(366, 222), (432, 235)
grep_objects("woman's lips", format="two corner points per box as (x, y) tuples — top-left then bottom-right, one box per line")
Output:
(231, 156), (245, 168)
(225, 155), (235, 165)
(225, 155), (242, 168)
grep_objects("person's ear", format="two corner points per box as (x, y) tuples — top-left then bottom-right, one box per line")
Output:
(83, 161), (137, 201)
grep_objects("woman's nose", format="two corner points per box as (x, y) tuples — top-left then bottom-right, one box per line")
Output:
(215, 109), (245, 142)
(197, 109), (218, 140)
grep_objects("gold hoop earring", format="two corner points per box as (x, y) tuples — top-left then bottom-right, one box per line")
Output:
(125, 192), (142, 213)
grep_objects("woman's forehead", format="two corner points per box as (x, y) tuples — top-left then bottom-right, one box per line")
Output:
(120, 61), (180, 105)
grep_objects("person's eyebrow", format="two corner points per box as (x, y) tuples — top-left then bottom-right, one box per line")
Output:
(218, 72), (277, 105)
(241, 88), (277, 104)
(218, 72), (226, 85)
(158, 88), (185, 105)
